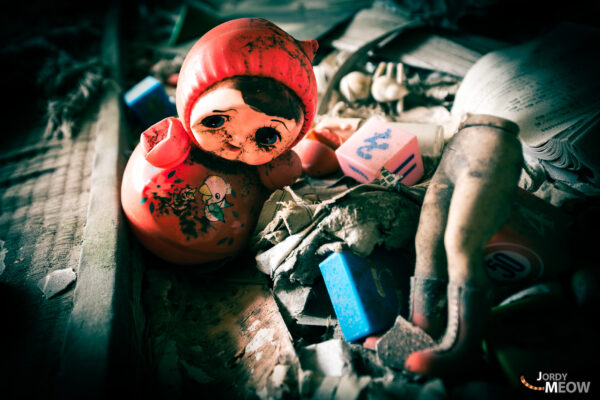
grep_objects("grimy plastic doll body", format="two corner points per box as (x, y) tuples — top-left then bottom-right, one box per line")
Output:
(405, 115), (524, 375)
(121, 18), (318, 265)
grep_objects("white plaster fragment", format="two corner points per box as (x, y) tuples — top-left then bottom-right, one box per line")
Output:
(271, 364), (288, 388)
(0, 240), (7, 275)
(37, 267), (77, 299)
(248, 320), (260, 332)
(300, 339), (352, 377)
(245, 328), (275, 354)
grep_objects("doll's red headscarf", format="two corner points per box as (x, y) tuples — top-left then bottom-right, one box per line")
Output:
(175, 18), (318, 150)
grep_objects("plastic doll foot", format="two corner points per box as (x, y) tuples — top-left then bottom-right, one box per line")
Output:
(404, 283), (491, 377)
(408, 276), (448, 340)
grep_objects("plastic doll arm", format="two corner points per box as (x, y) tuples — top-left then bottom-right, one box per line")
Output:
(141, 117), (191, 169)
(257, 150), (302, 190)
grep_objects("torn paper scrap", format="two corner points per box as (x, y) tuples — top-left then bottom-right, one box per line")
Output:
(253, 180), (421, 287)
(37, 267), (77, 299)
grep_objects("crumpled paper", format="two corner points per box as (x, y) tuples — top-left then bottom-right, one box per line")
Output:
(251, 174), (425, 288)
(250, 171), (430, 324)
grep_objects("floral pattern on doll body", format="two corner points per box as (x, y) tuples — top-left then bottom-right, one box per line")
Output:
(121, 144), (265, 264)
(121, 18), (317, 266)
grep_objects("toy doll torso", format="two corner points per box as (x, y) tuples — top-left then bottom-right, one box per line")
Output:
(121, 144), (266, 265)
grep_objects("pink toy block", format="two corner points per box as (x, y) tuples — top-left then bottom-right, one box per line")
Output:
(335, 118), (424, 185)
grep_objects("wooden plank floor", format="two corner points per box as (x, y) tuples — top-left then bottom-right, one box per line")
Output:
(0, 107), (97, 396)
(0, 5), (139, 397)
(141, 250), (298, 398)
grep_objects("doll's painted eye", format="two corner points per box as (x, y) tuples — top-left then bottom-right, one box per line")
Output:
(201, 115), (227, 128)
(255, 127), (281, 148)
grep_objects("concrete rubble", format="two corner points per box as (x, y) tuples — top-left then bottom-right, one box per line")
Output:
(376, 316), (436, 370)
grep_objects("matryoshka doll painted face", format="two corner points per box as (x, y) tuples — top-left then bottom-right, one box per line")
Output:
(190, 76), (304, 165)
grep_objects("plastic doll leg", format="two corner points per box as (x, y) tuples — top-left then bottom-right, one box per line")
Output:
(414, 174), (452, 280)
(405, 282), (491, 376)
(404, 177), (505, 376)
(405, 115), (523, 376)
(407, 276), (449, 340)
(444, 179), (511, 285)
(405, 174), (501, 375)
(410, 172), (453, 339)
(406, 168), (518, 376)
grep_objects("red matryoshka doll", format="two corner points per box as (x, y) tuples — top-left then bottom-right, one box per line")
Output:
(121, 18), (318, 265)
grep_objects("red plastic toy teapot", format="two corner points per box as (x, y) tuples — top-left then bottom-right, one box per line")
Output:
(121, 18), (318, 265)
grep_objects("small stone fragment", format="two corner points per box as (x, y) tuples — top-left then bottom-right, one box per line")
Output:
(376, 316), (435, 370)
(37, 267), (77, 299)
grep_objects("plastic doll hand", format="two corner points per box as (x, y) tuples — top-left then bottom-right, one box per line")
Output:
(141, 117), (191, 169)
(257, 150), (302, 190)
(371, 62), (408, 103)
(403, 114), (523, 377)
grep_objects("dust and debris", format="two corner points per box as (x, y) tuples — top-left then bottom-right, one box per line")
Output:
(37, 267), (77, 299)
(132, 3), (600, 399)
(252, 179), (422, 325)
(296, 354), (428, 400)
(253, 179), (422, 286)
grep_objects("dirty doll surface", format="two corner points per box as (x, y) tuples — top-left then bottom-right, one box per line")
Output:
(121, 18), (318, 265)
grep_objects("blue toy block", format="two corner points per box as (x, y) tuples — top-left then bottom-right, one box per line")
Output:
(319, 251), (400, 342)
(124, 76), (177, 127)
